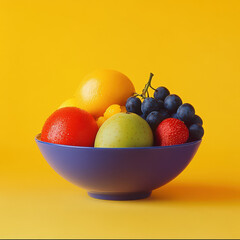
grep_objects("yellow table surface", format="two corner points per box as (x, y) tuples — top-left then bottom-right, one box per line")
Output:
(1, 0), (240, 238)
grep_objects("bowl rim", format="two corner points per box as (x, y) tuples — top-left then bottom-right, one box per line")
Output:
(35, 133), (202, 150)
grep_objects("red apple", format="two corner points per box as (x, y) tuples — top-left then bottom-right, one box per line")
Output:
(41, 107), (98, 147)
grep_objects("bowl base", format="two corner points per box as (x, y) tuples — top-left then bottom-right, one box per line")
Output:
(88, 191), (152, 201)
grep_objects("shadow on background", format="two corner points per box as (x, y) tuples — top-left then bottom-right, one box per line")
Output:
(149, 183), (240, 202)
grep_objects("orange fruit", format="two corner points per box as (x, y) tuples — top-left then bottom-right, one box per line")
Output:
(58, 98), (78, 109)
(104, 104), (122, 119)
(97, 104), (128, 127)
(120, 106), (127, 113)
(96, 116), (106, 128)
(75, 69), (135, 118)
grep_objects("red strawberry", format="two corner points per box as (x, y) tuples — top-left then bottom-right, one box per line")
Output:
(155, 118), (189, 146)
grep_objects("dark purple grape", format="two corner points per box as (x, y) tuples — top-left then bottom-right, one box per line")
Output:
(189, 124), (204, 141)
(158, 108), (170, 119)
(164, 94), (182, 113)
(191, 115), (203, 126)
(177, 103), (195, 123)
(141, 97), (161, 115)
(146, 111), (166, 130)
(126, 97), (141, 115)
(154, 87), (170, 101)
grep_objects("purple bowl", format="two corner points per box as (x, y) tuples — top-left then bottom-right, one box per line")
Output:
(35, 134), (201, 200)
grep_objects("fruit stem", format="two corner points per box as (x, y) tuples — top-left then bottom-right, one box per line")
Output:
(150, 85), (156, 91)
(141, 73), (154, 99)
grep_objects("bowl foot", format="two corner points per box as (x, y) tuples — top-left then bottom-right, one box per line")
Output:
(88, 191), (152, 201)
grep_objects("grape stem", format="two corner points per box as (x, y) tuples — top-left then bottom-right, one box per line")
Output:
(141, 72), (154, 99)
(133, 72), (156, 99)
(150, 85), (157, 91)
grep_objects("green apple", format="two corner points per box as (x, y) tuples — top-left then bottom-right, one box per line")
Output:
(94, 113), (153, 148)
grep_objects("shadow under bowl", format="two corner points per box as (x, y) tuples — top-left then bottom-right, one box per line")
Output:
(35, 134), (201, 201)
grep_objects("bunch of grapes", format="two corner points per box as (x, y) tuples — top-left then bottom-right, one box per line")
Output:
(125, 73), (204, 141)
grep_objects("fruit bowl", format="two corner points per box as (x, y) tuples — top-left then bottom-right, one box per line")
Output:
(35, 134), (201, 201)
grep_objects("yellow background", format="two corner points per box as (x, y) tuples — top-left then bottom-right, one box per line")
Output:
(1, 0), (240, 238)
